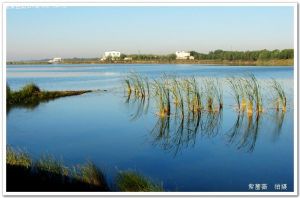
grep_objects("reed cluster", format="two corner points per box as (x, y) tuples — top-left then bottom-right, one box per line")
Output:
(203, 78), (223, 112)
(124, 72), (150, 99)
(123, 73), (289, 155)
(270, 79), (287, 112)
(227, 77), (244, 111)
(227, 74), (263, 115)
(124, 73), (288, 119)
(124, 73), (224, 118)
(184, 77), (202, 113)
(123, 73), (151, 119)
(170, 77), (185, 118)
(148, 76), (223, 155)
(153, 78), (171, 117)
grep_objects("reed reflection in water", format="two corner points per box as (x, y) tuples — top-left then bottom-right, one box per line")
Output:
(271, 110), (286, 141)
(226, 111), (261, 152)
(150, 109), (223, 156)
(123, 73), (290, 156)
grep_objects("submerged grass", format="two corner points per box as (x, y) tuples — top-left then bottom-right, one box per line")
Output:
(116, 171), (163, 192)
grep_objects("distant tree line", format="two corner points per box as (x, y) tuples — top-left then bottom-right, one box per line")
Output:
(7, 49), (294, 65)
(121, 54), (176, 61)
(122, 49), (293, 61)
(190, 49), (294, 61)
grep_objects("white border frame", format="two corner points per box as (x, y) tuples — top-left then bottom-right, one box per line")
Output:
(1, 2), (298, 196)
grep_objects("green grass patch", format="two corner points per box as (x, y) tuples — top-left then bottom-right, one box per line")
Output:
(6, 146), (109, 191)
(7, 147), (165, 192)
(6, 146), (32, 168)
(35, 155), (68, 176)
(116, 171), (163, 192)
(6, 83), (92, 110)
(76, 161), (108, 189)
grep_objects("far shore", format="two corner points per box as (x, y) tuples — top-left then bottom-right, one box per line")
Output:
(7, 58), (294, 66)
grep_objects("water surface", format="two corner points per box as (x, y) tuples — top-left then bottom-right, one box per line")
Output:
(7, 64), (294, 192)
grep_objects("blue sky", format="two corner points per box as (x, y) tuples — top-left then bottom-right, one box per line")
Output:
(7, 6), (294, 61)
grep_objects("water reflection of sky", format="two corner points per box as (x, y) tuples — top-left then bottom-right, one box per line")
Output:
(6, 64), (294, 192)
(7, 64), (293, 90)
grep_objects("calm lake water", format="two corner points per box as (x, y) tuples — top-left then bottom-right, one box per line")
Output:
(6, 64), (294, 192)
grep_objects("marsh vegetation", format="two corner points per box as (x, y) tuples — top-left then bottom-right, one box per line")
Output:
(7, 146), (109, 191)
(6, 146), (163, 192)
(123, 72), (287, 116)
(123, 73), (289, 155)
(116, 171), (163, 192)
(6, 83), (92, 112)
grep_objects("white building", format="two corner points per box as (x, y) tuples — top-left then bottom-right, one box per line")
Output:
(124, 57), (132, 61)
(101, 51), (121, 60)
(48, 57), (62, 63)
(175, 51), (191, 60)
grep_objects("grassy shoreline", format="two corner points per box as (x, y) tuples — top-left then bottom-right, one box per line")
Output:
(7, 58), (293, 66)
(6, 146), (163, 192)
(7, 83), (93, 111)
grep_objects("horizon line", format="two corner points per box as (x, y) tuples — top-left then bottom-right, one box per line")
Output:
(7, 48), (294, 62)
